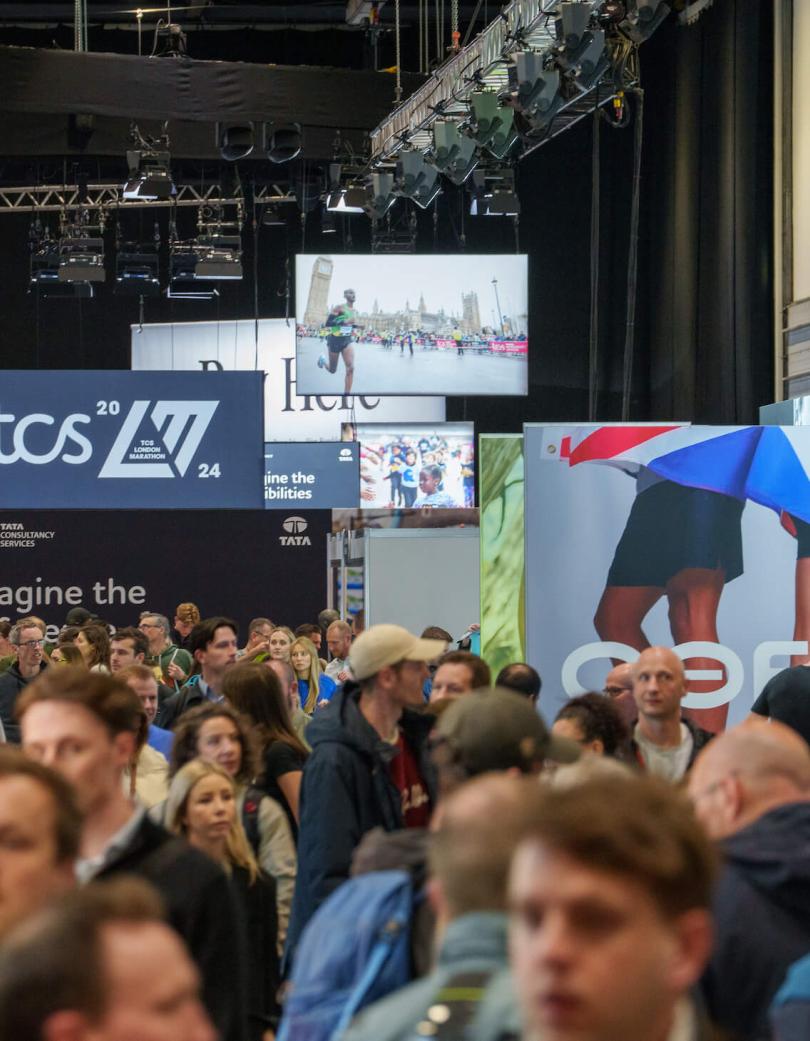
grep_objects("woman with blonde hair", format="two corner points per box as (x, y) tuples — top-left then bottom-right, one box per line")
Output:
(290, 636), (336, 714)
(166, 759), (279, 1040)
(169, 703), (297, 950)
(267, 626), (295, 663)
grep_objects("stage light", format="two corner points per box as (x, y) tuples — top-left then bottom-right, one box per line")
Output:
(556, 5), (607, 91)
(470, 92), (518, 160)
(321, 208), (337, 234)
(507, 52), (562, 129)
(262, 206), (287, 227)
(58, 224), (106, 283)
(193, 234), (243, 280)
(265, 123), (302, 164)
(469, 169), (520, 216)
(169, 245), (219, 299)
(431, 121), (478, 185)
(123, 149), (173, 200)
(364, 171), (396, 220)
(394, 150), (441, 209)
(326, 185), (367, 214)
(115, 245), (160, 296)
(619, 0), (670, 42)
(217, 122), (255, 161)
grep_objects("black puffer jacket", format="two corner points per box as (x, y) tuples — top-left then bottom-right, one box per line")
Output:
(285, 683), (436, 961)
(700, 802), (810, 1041)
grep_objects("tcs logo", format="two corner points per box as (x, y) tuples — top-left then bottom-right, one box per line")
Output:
(0, 410), (91, 465)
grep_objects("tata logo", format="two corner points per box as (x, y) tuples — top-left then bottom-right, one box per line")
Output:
(280, 515), (311, 546)
(0, 409), (92, 465)
(98, 401), (218, 478)
(338, 448), (353, 461)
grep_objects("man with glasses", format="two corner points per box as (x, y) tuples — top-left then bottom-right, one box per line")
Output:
(0, 617), (47, 743)
(138, 612), (193, 689)
(286, 624), (446, 959)
(688, 719), (810, 1041)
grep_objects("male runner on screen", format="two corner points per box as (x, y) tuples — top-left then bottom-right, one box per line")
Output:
(318, 288), (359, 394)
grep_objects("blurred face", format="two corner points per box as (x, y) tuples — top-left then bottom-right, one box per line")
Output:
(0, 775), (74, 939)
(509, 841), (699, 1041)
(49, 647), (65, 664)
(430, 662), (475, 702)
(196, 717), (242, 777)
(327, 625), (352, 660)
(308, 631), (323, 652)
(125, 676), (159, 726)
(75, 631), (94, 665)
(268, 630), (292, 662)
(182, 774), (235, 848)
(16, 626), (45, 674)
(174, 615), (194, 638)
(22, 702), (134, 815)
(267, 660), (297, 711)
(291, 644), (313, 678)
(97, 921), (216, 1041)
(247, 625), (273, 649)
(633, 649), (685, 723)
(419, 470), (438, 494)
(552, 718), (604, 757)
(388, 660), (429, 710)
(110, 638), (143, 673)
(196, 626), (238, 678)
(138, 617), (167, 653)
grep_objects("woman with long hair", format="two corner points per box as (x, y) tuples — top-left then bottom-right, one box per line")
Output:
(165, 759), (279, 1040)
(49, 643), (85, 666)
(222, 662), (309, 835)
(75, 623), (111, 672)
(290, 636), (336, 714)
(267, 626), (295, 663)
(170, 703), (296, 951)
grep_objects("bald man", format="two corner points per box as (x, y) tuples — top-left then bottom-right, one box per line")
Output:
(603, 661), (637, 727)
(689, 720), (810, 1041)
(630, 647), (712, 782)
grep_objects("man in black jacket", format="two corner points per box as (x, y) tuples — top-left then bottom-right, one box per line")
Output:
(688, 719), (810, 1041)
(0, 617), (48, 744)
(17, 668), (248, 1041)
(286, 623), (446, 960)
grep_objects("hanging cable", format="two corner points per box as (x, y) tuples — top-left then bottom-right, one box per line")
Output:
(395, 0), (402, 102)
(418, 0), (424, 76)
(451, 0), (460, 51)
(588, 110), (601, 422)
(620, 89), (644, 422)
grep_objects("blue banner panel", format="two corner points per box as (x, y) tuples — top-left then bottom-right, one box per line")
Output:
(0, 510), (331, 637)
(0, 371), (263, 508)
(264, 442), (359, 509)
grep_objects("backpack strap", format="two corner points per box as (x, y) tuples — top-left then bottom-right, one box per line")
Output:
(329, 910), (410, 1041)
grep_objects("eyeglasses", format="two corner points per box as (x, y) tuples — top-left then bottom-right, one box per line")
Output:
(139, 623), (162, 630)
(20, 639), (45, 649)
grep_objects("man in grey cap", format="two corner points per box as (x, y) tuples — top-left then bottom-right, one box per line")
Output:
(285, 624), (446, 960)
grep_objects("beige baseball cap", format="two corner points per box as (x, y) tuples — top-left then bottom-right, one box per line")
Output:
(349, 624), (447, 681)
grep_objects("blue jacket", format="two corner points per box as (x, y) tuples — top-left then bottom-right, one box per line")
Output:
(772, 953), (810, 1041)
(285, 683), (436, 961)
(342, 913), (509, 1041)
(700, 802), (810, 1041)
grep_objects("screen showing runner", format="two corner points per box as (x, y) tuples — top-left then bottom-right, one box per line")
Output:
(295, 254), (528, 397)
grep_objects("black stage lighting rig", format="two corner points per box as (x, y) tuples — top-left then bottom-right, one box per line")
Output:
(469, 168), (520, 216)
(217, 122), (255, 161)
(431, 121), (478, 186)
(124, 122), (174, 201)
(470, 92), (518, 160)
(58, 213), (106, 283)
(394, 150), (441, 209)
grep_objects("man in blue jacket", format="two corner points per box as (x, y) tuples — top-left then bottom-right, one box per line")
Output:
(688, 719), (810, 1041)
(286, 624), (446, 960)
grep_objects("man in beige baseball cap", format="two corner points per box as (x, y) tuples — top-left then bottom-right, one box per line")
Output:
(286, 624), (446, 958)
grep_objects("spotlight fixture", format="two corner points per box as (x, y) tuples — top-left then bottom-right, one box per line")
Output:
(363, 171), (396, 220)
(394, 150), (441, 209)
(30, 239), (93, 296)
(506, 52), (563, 129)
(321, 208), (337, 234)
(216, 122), (255, 161)
(326, 184), (368, 214)
(58, 220), (106, 283)
(470, 91), (518, 160)
(115, 244), (160, 296)
(619, 0), (671, 42)
(262, 206), (287, 227)
(123, 123), (173, 200)
(556, 5), (607, 91)
(431, 121), (478, 185)
(469, 169), (520, 216)
(193, 233), (244, 280)
(265, 123), (303, 164)
(168, 247), (219, 299)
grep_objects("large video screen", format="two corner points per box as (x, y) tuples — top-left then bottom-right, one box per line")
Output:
(343, 422), (475, 509)
(295, 254), (528, 397)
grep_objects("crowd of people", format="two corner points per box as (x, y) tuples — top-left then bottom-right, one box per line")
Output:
(0, 606), (809, 1041)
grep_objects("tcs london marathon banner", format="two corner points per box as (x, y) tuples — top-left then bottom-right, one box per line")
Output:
(0, 371), (263, 508)
(524, 423), (810, 729)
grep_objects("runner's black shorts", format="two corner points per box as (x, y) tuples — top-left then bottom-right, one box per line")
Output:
(327, 335), (353, 354)
(793, 515), (810, 558)
(606, 479), (744, 587)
